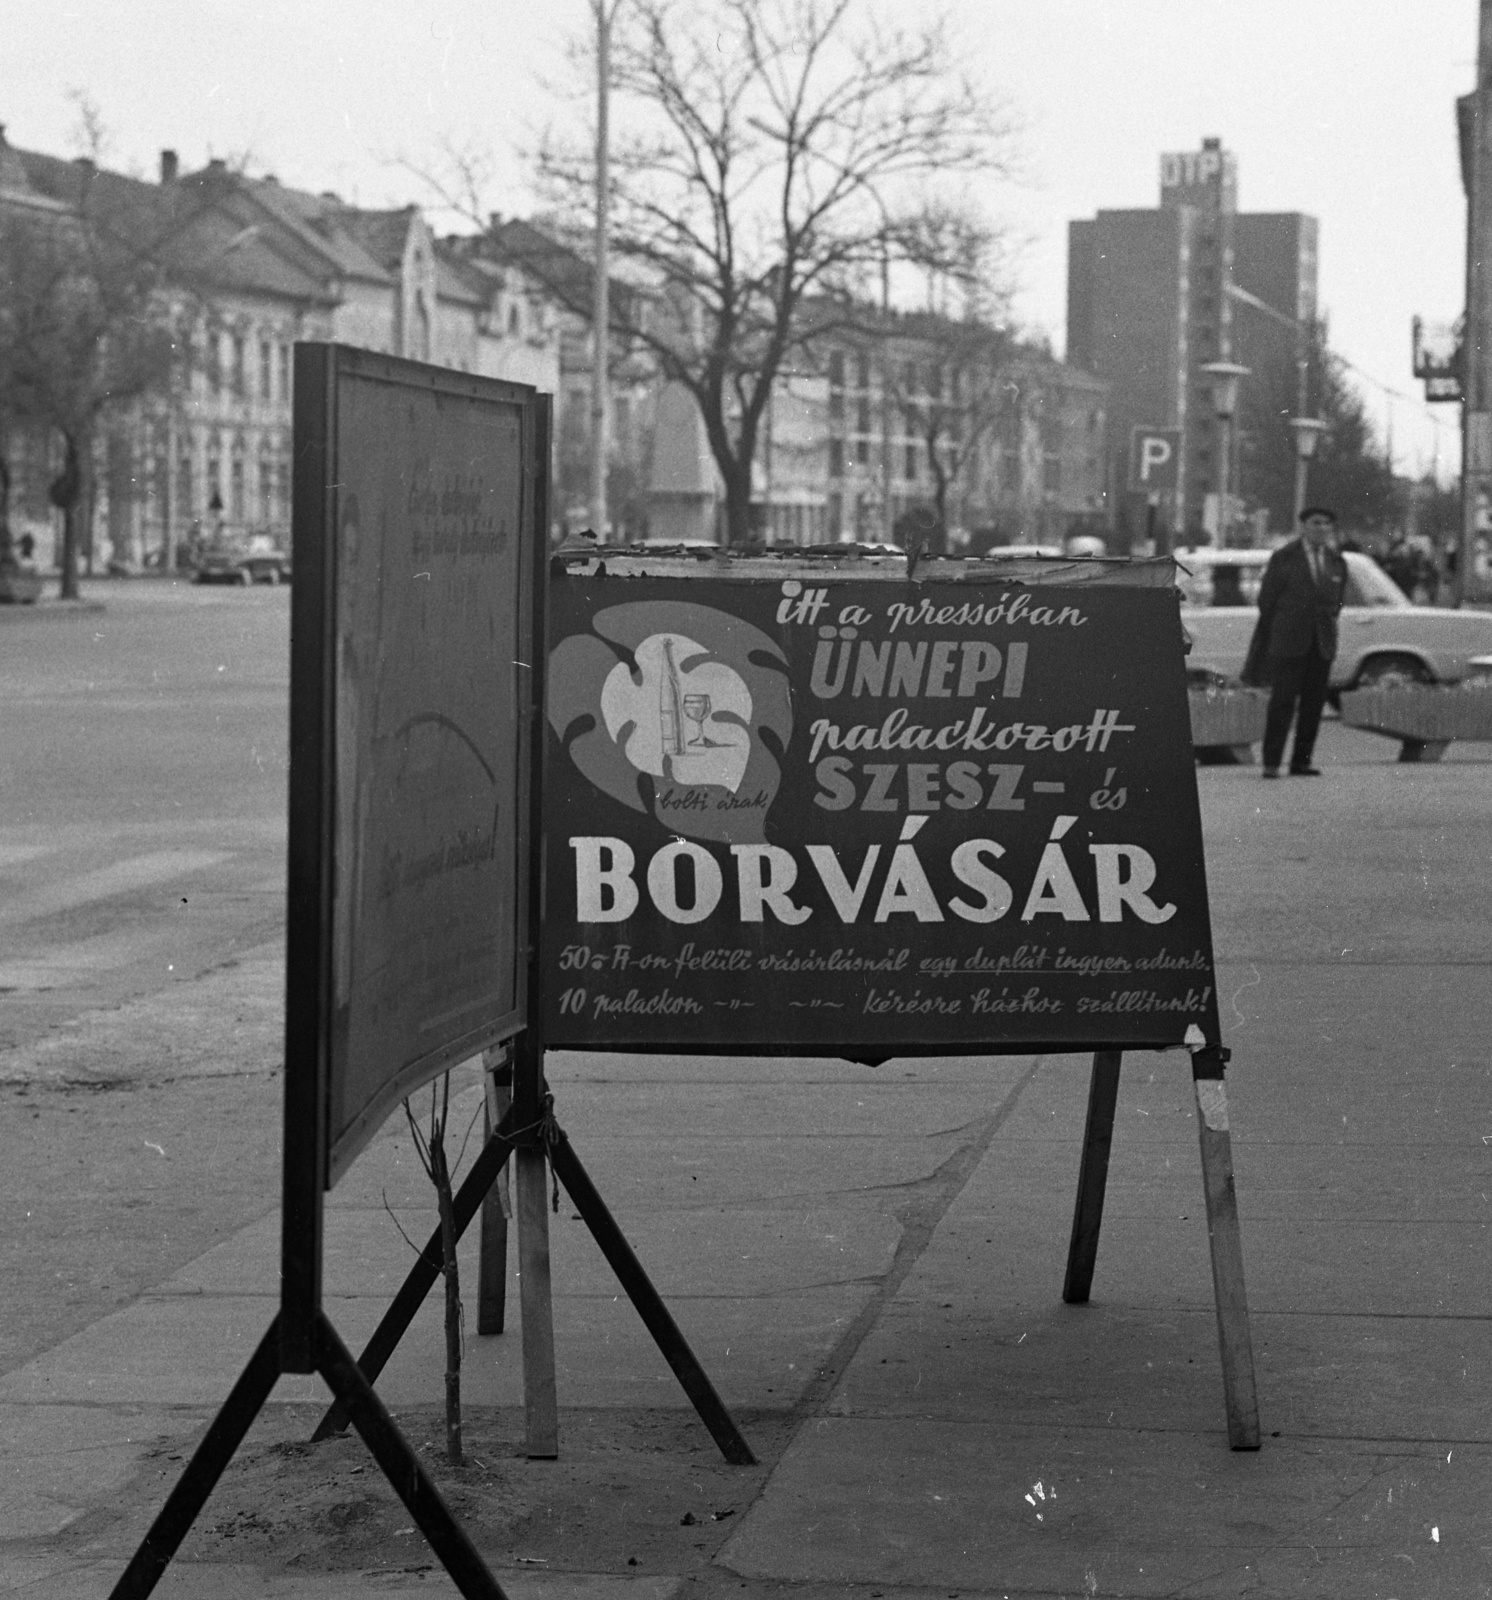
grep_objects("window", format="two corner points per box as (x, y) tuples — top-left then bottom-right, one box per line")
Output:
(259, 340), (272, 401)
(829, 390), (844, 421)
(279, 344), (291, 400)
(1044, 457), (1061, 494)
(828, 492), (842, 540)
(857, 397), (871, 434)
(856, 437), (870, 465)
(905, 442), (918, 480)
(828, 350), (845, 387)
(231, 335), (246, 397)
(828, 438), (843, 477)
(857, 355), (870, 389)
(508, 304), (521, 335)
(230, 454), (245, 520)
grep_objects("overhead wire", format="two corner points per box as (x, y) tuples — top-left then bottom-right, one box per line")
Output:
(1224, 282), (1457, 474)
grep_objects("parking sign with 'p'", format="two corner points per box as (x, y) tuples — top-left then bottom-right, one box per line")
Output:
(1129, 427), (1181, 492)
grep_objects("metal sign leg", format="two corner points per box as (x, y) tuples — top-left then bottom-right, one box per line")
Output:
(1063, 1049), (1124, 1304)
(316, 1313), (512, 1598)
(547, 1130), (757, 1465)
(109, 1319), (284, 1600)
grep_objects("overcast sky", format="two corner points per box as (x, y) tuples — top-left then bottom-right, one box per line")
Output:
(4, 0), (1474, 479)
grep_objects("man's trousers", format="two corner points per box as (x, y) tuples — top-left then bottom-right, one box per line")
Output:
(1262, 649), (1333, 771)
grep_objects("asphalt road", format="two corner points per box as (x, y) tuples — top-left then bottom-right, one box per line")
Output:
(1, 580), (290, 1373)
(0, 578), (289, 1051)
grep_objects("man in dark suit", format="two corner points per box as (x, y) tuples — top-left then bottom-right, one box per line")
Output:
(1253, 506), (1347, 778)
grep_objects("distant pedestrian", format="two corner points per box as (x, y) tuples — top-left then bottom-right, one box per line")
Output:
(1246, 506), (1346, 778)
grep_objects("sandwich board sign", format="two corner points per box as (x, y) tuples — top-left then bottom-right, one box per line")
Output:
(541, 571), (1220, 1058)
(533, 556), (1258, 1453)
(113, 345), (548, 1600)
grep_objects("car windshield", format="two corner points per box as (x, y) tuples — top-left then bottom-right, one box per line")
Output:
(1344, 552), (1412, 608)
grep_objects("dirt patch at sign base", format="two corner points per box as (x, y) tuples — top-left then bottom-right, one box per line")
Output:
(160, 1403), (796, 1581)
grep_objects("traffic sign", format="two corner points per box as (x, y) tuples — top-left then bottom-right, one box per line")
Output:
(1129, 428), (1181, 492)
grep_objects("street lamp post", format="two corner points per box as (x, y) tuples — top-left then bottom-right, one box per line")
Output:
(1200, 360), (1250, 546)
(1288, 416), (1327, 525)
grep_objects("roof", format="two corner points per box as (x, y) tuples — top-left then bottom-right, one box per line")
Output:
(483, 218), (641, 323)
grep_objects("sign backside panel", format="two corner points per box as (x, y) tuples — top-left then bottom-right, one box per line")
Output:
(541, 575), (1220, 1056)
(284, 344), (536, 1224)
(329, 368), (527, 1173)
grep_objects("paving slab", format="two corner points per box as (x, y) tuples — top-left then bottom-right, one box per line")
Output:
(718, 1421), (1488, 1598)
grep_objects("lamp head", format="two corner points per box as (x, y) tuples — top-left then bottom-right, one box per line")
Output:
(1288, 416), (1327, 459)
(1199, 360), (1251, 420)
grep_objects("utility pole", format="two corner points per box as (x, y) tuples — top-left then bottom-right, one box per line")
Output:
(590, 2), (617, 542)
(880, 236), (894, 545)
(1459, 0), (1492, 606)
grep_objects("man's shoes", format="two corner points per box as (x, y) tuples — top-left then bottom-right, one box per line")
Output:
(1261, 767), (1281, 779)
(1290, 765), (1323, 777)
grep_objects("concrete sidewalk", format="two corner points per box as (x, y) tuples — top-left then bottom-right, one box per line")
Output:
(3, 722), (1490, 1597)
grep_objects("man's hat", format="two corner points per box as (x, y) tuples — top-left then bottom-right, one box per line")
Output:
(1298, 506), (1337, 525)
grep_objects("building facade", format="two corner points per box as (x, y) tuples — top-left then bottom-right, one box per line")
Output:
(814, 313), (1109, 551)
(0, 136), (562, 571)
(1067, 137), (1317, 546)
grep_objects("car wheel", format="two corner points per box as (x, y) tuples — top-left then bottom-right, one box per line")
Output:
(1355, 654), (1433, 689)
(238, 568), (252, 586)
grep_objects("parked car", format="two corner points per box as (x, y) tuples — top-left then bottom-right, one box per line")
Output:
(1176, 546), (1492, 687)
(192, 541), (291, 585)
(982, 543), (1065, 559)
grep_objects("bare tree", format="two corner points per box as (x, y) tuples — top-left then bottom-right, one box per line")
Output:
(0, 155), (191, 597)
(881, 315), (1013, 545)
(533, 0), (1019, 546)
(402, 1073), (473, 1468)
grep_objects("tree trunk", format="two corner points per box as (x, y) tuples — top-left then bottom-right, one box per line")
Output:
(721, 462), (756, 550)
(52, 433), (84, 601)
(0, 450), (14, 572)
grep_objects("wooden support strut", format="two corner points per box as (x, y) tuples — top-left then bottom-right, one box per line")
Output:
(1060, 1043), (1262, 1452)
(478, 1047), (513, 1335)
(1190, 1044), (1262, 1451)
(511, 1034), (560, 1458)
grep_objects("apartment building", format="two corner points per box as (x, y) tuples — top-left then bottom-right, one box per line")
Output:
(1067, 137), (1317, 546)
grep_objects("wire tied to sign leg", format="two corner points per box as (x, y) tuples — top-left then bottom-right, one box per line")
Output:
(509, 1093), (566, 1212)
(535, 1093), (563, 1212)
